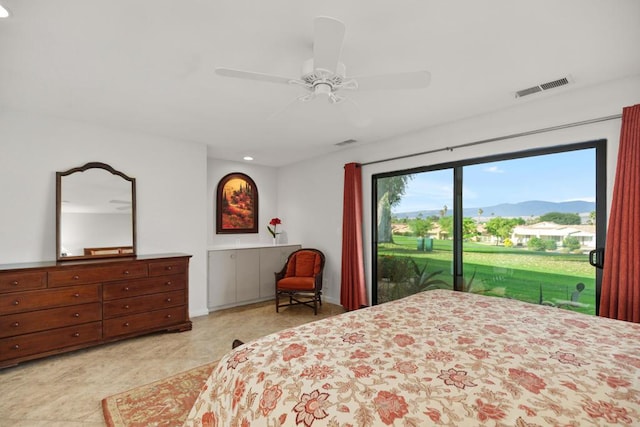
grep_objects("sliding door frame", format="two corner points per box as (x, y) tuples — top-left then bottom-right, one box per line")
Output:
(372, 139), (607, 313)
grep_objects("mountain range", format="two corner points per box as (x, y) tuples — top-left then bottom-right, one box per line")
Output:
(393, 200), (595, 219)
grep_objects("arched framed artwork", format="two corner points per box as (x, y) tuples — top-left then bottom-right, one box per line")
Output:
(216, 172), (259, 234)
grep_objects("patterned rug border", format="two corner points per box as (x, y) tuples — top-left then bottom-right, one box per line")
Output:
(102, 361), (217, 427)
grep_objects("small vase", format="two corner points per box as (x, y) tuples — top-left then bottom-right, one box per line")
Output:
(272, 236), (277, 246)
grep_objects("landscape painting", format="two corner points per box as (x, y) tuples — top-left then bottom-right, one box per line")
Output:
(216, 173), (258, 234)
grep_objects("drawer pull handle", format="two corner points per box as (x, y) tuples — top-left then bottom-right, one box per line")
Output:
(166, 266), (173, 271)
(166, 281), (172, 286)
(73, 293), (80, 298)
(11, 280), (18, 286)
(166, 298), (172, 302)
(73, 332), (80, 337)
(74, 313), (80, 318)
(123, 270), (130, 275)
(13, 300), (19, 306)
(166, 314), (172, 319)
(73, 275), (80, 280)
(13, 344), (20, 350)
(124, 304), (130, 309)
(12, 322), (19, 327)
(124, 322), (130, 327)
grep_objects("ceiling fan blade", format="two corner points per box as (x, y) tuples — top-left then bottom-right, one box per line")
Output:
(339, 97), (372, 128)
(313, 16), (345, 73)
(215, 67), (299, 85)
(350, 70), (431, 91)
(266, 93), (315, 122)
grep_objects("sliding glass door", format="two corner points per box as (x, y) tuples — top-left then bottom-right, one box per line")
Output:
(374, 169), (454, 303)
(372, 140), (605, 315)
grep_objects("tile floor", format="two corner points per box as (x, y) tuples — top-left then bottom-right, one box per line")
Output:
(0, 301), (345, 426)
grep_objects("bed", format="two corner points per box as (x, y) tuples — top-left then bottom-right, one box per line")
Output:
(183, 290), (640, 426)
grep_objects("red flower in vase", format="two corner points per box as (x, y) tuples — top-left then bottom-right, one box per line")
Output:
(267, 218), (282, 237)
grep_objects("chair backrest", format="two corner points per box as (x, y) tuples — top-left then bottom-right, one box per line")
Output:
(284, 249), (324, 278)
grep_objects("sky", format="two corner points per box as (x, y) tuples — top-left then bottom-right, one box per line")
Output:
(391, 148), (596, 213)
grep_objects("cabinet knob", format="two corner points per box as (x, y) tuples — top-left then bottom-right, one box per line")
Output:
(11, 280), (18, 286)
(124, 322), (130, 327)
(165, 281), (172, 286)
(74, 313), (80, 318)
(166, 266), (173, 271)
(166, 298), (172, 302)
(124, 304), (130, 309)
(123, 270), (130, 275)
(124, 287), (130, 291)
(166, 314), (172, 319)
(13, 344), (20, 350)
(73, 275), (80, 280)
(13, 300), (19, 306)
(73, 332), (80, 337)
(73, 293), (80, 298)
(12, 322), (19, 327)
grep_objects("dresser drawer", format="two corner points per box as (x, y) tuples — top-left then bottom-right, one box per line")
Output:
(103, 274), (186, 300)
(103, 291), (185, 319)
(148, 259), (187, 277)
(0, 271), (47, 293)
(103, 306), (187, 338)
(0, 321), (102, 363)
(48, 263), (148, 287)
(0, 284), (100, 315)
(0, 303), (101, 339)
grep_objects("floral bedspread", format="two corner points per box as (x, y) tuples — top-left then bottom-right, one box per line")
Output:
(183, 290), (640, 426)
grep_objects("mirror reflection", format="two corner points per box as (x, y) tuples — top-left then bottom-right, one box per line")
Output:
(57, 163), (136, 260)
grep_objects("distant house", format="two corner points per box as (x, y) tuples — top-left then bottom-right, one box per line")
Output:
(511, 222), (596, 249)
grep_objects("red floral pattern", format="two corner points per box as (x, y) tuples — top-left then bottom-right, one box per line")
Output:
(184, 290), (640, 426)
(293, 389), (330, 426)
(373, 391), (408, 425)
(259, 384), (282, 416)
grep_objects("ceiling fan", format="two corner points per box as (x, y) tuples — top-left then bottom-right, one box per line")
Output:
(215, 16), (431, 125)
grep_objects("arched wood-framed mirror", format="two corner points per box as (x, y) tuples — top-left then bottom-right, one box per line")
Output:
(56, 162), (137, 261)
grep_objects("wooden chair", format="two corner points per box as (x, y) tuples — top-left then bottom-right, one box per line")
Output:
(275, 248), (325, 315)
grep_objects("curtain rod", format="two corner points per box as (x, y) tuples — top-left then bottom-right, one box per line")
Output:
(361, 113), (622, 167)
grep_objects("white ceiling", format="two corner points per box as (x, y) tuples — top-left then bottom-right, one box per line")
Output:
(1, 1), (639, 166)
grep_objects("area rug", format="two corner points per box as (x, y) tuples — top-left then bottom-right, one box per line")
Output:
(102, 361), (217, 427)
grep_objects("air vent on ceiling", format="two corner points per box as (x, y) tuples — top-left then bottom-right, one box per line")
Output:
(335, 139), (358, 147)
(515, 76), (573, 98)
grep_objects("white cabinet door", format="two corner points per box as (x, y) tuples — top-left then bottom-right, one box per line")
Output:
(236, 249), (260, 301)
(259, 245), (301, 298)
(208, 250), (236, 308)
(208, 245), (302, 310)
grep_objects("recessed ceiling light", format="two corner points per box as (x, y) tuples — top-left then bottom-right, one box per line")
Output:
(0, 5), (10, 18)
(243, 156), (254, 161)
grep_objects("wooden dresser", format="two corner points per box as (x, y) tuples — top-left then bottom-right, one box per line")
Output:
(0, 253), (191, 368)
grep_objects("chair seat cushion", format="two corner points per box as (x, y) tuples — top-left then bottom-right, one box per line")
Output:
(277, 277), (315, 290)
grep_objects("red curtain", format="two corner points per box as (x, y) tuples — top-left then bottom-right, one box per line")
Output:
(341, 162), (367, 310)
(600, 104), (640, 322)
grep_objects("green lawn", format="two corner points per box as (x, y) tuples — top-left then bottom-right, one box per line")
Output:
(377, 236), (595, 315)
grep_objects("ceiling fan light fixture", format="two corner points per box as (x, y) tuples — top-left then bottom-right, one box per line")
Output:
(314, 83), (333, 97)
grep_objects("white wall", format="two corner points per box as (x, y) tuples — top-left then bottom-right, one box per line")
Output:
(0, 111), (209, 317)
(2, 75), (638, 316)
(278, 75), (640, 305)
